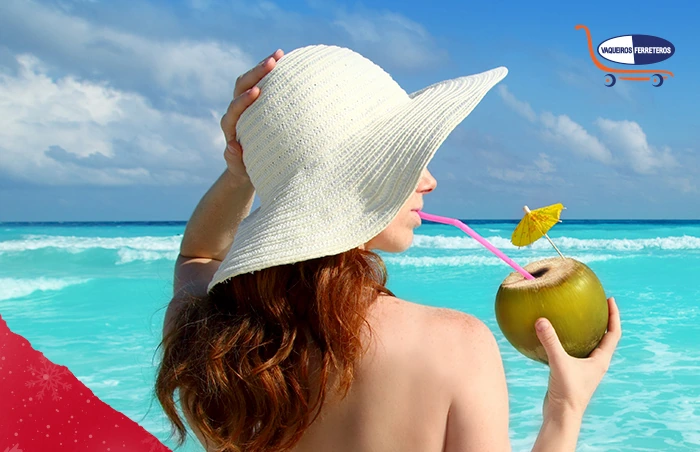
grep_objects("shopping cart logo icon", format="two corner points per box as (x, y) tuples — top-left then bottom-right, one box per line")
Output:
(576, 25), (675, 87)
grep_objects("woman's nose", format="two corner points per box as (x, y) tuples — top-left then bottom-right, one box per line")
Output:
(417, 169), (437, 194)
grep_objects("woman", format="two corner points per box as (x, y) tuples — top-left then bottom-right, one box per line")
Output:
(156, 47), (621, 452)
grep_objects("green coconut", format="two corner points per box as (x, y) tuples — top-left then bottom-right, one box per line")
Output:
(495, 257), (608, 364)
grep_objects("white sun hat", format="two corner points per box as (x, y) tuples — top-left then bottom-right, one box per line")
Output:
(208, 44), (507, 292)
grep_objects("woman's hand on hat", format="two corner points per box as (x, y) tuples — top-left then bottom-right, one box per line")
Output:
(222, 48), (284, 181)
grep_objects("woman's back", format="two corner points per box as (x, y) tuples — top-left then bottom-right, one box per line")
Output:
(291, 294), (508, 452)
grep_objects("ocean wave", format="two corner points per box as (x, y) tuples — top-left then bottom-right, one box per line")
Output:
(0, 277), (91, 301)
(384, 255), (503, 267)
(0, 234), (180, 264)
(116, 248), (178, 265)
(411, 234), (700, 251)
(384, 253), (625, 268)
(77, 376), (120, 388)
(2, 233), (698, 268)
(0, 234), (180, 252)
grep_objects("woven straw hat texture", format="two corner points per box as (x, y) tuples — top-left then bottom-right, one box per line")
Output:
(209, 45), (507, 291)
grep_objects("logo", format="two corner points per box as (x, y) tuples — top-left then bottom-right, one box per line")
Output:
(598, 35), (675, 65)
(575, 25), (675, 87)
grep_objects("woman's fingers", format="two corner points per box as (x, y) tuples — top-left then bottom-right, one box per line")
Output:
(220, 87), (261, 143)
(535, 318), (567, 366)
(221, 49), (284, 143)
(233, 49), (284, 98)
(588, 297), (622, 364)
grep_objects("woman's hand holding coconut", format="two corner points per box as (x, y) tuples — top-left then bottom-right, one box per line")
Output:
(532, 296), (622, 450)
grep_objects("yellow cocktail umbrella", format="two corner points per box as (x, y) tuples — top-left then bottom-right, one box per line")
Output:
(511, 203), (565, 258)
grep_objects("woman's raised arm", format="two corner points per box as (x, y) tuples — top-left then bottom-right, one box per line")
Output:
(171, 50), (283, 301)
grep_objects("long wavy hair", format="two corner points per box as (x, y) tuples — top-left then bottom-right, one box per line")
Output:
(155, 246), (395, 451)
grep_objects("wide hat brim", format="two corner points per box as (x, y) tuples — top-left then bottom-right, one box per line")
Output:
(208, 66), (508, 292)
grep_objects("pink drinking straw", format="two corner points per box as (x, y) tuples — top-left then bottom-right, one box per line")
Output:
(417, 211), (535, 280)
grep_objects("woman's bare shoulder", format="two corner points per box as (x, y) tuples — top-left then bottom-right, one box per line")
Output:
(361, 299), (509, 451)
(374, 295), (491, 332)
(370, 295), (498, 361)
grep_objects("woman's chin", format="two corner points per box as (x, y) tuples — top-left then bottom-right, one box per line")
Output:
(366, 229), (415, 253)
(390, 234), (414, 253)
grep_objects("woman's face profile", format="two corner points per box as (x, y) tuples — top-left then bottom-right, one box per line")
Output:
(362, 168), (437, 253)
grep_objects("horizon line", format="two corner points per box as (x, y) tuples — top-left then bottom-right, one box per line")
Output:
(2, 219), (700, 225)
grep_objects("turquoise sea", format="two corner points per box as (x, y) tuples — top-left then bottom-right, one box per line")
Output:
(0, 220), (699, 451)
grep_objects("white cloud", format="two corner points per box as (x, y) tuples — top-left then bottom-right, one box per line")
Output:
(0, 54), (222, 186)
(498, 86), (683, 179)
(540, 112), (613, 164)
(665, 177), (698, 194)
(595, 118), (677, 174)
(486, 167), (527, 182)
(497, 85), (537, 122)
(499, 86), (613, 165)
(332, 9), (447, 70)
(486, 153), (559, 184)
(534, 153), (556, 173)
(0, 0), (451, 191)
(1, 0), (254, 103)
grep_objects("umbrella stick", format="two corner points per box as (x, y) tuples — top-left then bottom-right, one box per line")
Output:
(544, 233), (565, 258)
(526, 207), (565, 259)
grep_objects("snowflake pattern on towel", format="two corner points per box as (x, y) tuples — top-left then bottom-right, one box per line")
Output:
(24, 355), (72, 401)
(2, 315), (172, 451)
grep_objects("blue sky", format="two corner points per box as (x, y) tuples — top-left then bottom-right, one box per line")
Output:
(0, 0), (698, 221)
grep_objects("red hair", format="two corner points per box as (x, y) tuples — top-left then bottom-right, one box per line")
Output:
(155, 247), (395, 451)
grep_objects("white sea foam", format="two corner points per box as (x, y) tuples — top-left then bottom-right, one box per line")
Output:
(116, 248), (178, 265)
(0, 234), (181, 252)
(384, 253), (625, 268)
(384, 255), (503, 267)
(0, 234), (181, 264)
(76, 374), (121, 387)
(3, 232), (698, 256)
(0, 277), (91, 301)
(411, 234), (700, 251)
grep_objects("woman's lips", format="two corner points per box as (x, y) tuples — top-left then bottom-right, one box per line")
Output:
(412, 210), (422, 224)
